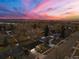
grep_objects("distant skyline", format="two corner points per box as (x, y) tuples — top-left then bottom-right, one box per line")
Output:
(0, 0), (79, 20)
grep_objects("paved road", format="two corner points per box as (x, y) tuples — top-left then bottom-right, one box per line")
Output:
(43, 31), (79, 59)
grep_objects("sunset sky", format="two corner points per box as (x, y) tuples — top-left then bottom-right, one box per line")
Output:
(0, 0), (79, 20)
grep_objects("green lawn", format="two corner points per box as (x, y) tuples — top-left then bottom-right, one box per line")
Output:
(0, 46), (10, 52)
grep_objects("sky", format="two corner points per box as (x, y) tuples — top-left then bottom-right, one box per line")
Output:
(0, 0), (79, 20)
